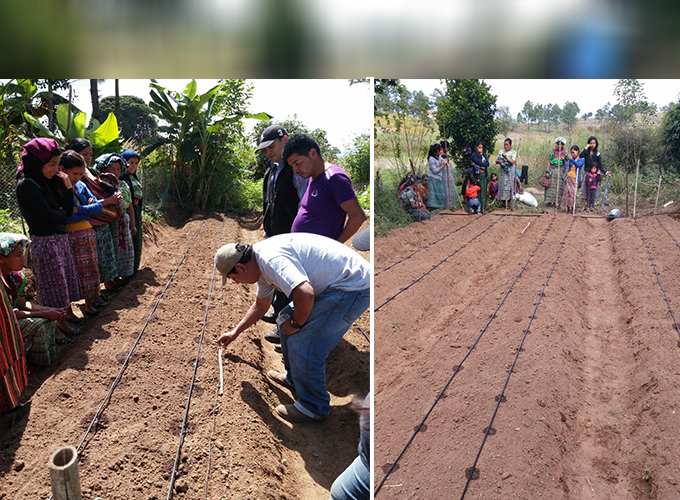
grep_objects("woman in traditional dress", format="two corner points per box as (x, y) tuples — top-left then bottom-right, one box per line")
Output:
(471, 141), (490, 213)
(440, 141), (458, 210)
(495, 138), (517, 210)
(94, 154), (135, 283)
(544, 137), (568, 207)
(70, 139), (123, 294)
(15, 138), (83, 338)
(0, 233), (61, 367)
(427, 143), (448, 210)
(0, 270), (27, 413)
(61, 150), (106, 316)
(120, 149), (144, 273)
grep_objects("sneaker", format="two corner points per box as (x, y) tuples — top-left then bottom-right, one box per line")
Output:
(273, 344), (282, 353)
(261, 313), (277, 324)
(267, 370), (295, 392)
(275, 404), (320, 423)
(264, 329), (280, 344)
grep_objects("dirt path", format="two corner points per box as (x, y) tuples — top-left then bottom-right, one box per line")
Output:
(375, 212), (680, 500)
(0, 214), (370, 499)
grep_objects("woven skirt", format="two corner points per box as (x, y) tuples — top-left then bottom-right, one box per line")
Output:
(69, 227), (100, 300)
(30, 233), (82, 309)
(427, 178), (446, 209)
(93, 223), (118, 283)
(132, 203), (143, 272)
(113, 214), (134, 278)
(19, 317), (56, 367)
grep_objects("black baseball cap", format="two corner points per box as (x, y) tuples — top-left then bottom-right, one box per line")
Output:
(256, 125), (288, 150)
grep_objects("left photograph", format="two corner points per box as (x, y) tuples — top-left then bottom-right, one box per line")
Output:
(0, 78), (372, 499)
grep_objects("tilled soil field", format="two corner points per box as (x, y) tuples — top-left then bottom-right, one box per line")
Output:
(0, 214), (370, 499)
(375, 210), (680, 499)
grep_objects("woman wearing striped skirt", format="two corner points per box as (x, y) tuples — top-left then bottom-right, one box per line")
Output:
(0, 276), (27, 413)
(15, 138), (82, 342)
(61, 150), (106, 316)
(0, 233), (59, 363)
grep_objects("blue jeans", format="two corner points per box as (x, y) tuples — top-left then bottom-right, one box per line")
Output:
(330, 455), (370, 500)
(407, 207), (430, 221)
(467, 197), (481, 213)
(278, 288), (370, 419)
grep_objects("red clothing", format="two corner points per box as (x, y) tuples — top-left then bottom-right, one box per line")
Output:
(466, 185), (481, 199)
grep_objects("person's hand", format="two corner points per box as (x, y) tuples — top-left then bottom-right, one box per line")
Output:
(43, 308), (66, 321)
(217, 329), (239, 348)
(502, 153), (508, 159)
(88, 197), (96, 204)
(280, 320), (300, 336)
(131, 225), (137, 236)
(606, 171), (611, 177)
(56, 171), (72, 189)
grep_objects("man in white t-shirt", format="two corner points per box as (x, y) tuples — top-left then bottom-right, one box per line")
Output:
(215, 233), (370, 423)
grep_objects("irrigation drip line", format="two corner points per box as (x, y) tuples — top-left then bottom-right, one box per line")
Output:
(354, 321), (370, 342)
(638, 210), (677, 218)
(375, 216), (557, 496)
(635, 220), (680, 341)
(460, 217), (575, 499)
(656, 215), (680, 253)
(376, 218), (478, 276)
(46, 221), (206, 500)
(167, 217), (226, 500)
(374, 218), (502, 312)
(490, 213), (543, 217)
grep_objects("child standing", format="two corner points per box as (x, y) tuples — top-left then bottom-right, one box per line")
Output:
(487, 172), (499, 203)
(584, 165), (601, 212)
(466, 177), (482, 214)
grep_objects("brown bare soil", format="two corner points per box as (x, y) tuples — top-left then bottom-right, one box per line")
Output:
(375, 212), (680, 499)
(0, 214), (369, 499)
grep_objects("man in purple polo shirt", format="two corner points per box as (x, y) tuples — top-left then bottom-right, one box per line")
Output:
(282, 134), (366, 243)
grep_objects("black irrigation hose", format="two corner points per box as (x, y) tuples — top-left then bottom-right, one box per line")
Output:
(167, 217), (226, 500)
(376, 218), (479, 276)
(491, 213), (543, 217)
(656, 215), (680, 253)
(354, 321), (370, 342)
(46, 221), (206, 500)
(460, 217), (575, 499)
(375, 216), (557, 496)
(374, 218), (502, 312)
(635, 220), (680, 340)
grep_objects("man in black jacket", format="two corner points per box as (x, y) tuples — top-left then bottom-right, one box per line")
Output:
(256, 125), (308, 345)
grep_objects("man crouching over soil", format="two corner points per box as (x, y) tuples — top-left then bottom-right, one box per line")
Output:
(215, 233), (370, 423)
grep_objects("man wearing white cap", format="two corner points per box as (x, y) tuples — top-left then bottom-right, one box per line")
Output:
(215, 233), (370, 423)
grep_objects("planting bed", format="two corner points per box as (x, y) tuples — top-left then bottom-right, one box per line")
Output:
(0, 214), (370, 499)
(375, 210), (680, 499)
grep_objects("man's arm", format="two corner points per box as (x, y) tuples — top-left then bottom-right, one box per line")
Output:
(218, 293), (274, 348)
(279, 281), (315, 336)
(337, 198), (367, 244)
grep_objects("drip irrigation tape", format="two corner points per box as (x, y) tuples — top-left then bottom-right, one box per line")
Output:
(375, 216), (556, 496)
(167, 217), (226, 500)
(635, 220), (680, 340)
(374, 218), (501, 312)
(460, 218), (575, 499)
(354, 321), (370, 342)
(490, 213), (543, 217)
(375, 218), (478, 276)
(46, 221), (206, 500)
(656, 215), (680, 253)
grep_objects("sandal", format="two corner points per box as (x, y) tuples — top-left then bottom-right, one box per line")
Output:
(55, 336), (74, 345)
(82, 308), (101, 318)
(105, 284), (122, 292)
(92, 301), (107, 309)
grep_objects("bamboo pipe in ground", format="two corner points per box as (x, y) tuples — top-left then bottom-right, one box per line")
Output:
(49, 446), (82, 500)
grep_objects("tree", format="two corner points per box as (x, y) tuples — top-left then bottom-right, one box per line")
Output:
(342, 133), (370, 188)
(90, 79), (103, 123)
(522, 101), (535, 127)
(437, 79), (499, 167)
(662, 100), (680, 173)
(561, 101), (580, 138)
(581, 112), (593, 121)
(495, 106), (513, 137)
(100, 95), (158, 143)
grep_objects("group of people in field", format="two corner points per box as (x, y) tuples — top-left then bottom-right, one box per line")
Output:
(543, 135), (611, 212)
(1, 137), (144, 414)
(400, 134), (611, 220)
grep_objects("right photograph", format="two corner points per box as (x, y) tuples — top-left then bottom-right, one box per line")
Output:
(373, 79), (680, 499)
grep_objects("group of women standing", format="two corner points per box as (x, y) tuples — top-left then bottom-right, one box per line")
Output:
(1, 137), (144, 413)
(543, 135), (610, 211)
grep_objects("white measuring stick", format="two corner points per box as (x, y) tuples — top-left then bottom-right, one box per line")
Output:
(664, 200), (674, 208)
(218, 348), (224, 395)
(521, 222), (531, 235)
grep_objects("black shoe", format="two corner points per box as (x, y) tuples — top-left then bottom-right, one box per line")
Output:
(264, 329), (280, 344)
(261, 313), (277, 325)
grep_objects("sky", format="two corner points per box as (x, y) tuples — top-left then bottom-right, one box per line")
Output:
(68, 79), (372, 151)
(401, 80), (680, 117)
